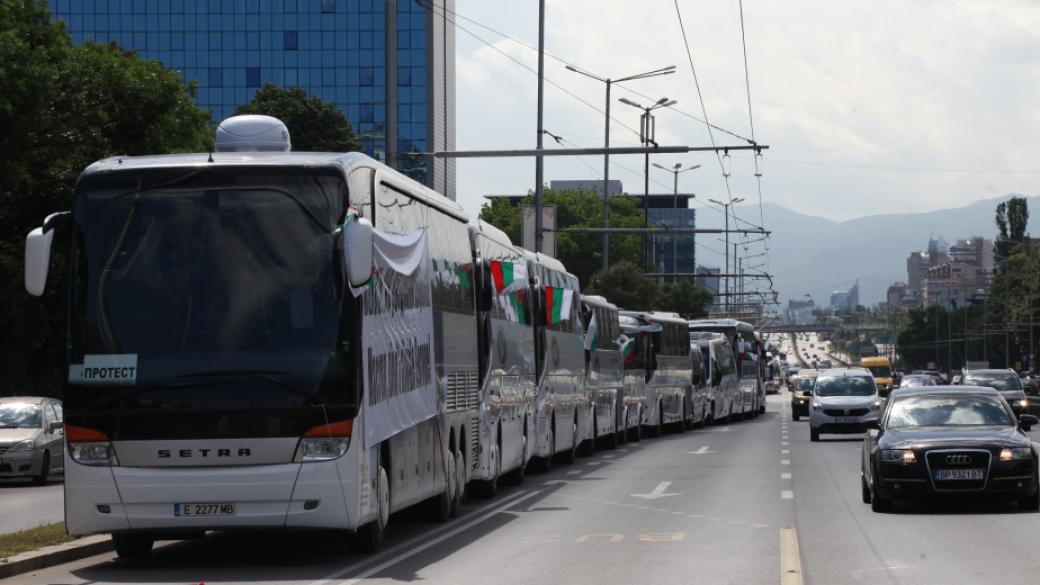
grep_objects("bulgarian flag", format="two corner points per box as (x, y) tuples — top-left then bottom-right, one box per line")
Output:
(544, 287), (574, 324)
(489, 260), (528, 293)
(509, 290), (528, 323)
(619, 336), (636, 365)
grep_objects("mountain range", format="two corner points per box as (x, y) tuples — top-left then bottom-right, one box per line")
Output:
(705, 194), (1040, 307)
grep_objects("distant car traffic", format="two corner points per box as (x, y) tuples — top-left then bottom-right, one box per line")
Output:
(861, 386), (1039, 512)
(0, 396), (64, 484)
(898, 374), (937, 388)
(960, 369), (1029, 417)
(912, 370), (946, 385)
(810, 368), (880, 442)
(791, 369), (818, 421)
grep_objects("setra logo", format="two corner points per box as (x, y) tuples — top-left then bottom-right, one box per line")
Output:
(944, 454), (972, 465)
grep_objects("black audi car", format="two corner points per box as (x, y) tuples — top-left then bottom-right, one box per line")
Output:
(958, 369), (1030, 416)
(861, 386), (1040, 512)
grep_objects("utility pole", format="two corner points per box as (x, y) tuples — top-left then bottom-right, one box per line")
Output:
(533, 0), (545, 253)
(619, 97), (676, 272)
(709, 197), (745, 316)
(565, 64), (676, 269)
(653, 162), (700, 283)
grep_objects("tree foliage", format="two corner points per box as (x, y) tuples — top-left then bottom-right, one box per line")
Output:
(660, 279), (713, 319)
(586, 261), (660, 311)
(995, 196), (1029, 273)
(0, 1), (213, 395)
(235, 84), (361, 152)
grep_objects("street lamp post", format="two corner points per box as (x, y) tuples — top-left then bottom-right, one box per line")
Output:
(709, 196), (745, 315)
(653, 162), (700, 283)
(619, 96), (677, 271)
(565, 64), (676, 269)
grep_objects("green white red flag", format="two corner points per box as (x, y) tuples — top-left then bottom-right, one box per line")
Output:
(544, 286), (574, 324)
(489, 260), (528, 293)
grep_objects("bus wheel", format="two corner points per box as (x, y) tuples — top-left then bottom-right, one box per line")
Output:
(356, 466), (389, 552)
(113, 533), (154, 559)
(631, 410), (643, 442)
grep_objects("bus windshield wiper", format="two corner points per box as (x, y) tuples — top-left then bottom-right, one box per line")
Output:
(86, 381), (217, 409)
(175, 369), (327, 406)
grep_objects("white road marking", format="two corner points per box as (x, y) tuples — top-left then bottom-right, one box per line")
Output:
(630, 481), (681, 500)
(781, 490), (794, 499)
(782, 449), (790, 454)
(586, 461), (602, 466)
(782, 459), (791, 465)
(309, 490), (540, 585)
(543, 479), (566, 485)
(686, 446), (714, 455)
(781, 472), (792, 479)
(782, 441), (789, 446)
(566, 470), (580, 475)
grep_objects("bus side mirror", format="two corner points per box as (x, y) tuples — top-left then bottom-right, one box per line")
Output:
(24, 212), (69, 296)
(343, 216), (374, 288)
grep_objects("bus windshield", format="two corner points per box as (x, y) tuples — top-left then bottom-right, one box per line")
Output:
(68, 167), (353, 417)
(866, 365), (892, 378)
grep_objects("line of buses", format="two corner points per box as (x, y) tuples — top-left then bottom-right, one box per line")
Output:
(22, 116), (770, 558)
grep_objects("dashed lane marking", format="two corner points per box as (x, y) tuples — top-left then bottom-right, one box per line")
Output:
(782, 449), (790, 454)
(781, 472), (792, 479)
(781, 490), (794, 499)
(782, 459), (791, 465)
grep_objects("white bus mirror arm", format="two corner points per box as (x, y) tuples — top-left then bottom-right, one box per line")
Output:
(343, 216), (374, 288)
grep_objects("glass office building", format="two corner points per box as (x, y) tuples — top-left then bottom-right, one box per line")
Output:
(48, 0), (457, 199)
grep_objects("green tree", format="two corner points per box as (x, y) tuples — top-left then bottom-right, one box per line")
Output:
(0, 1), (213, 395)
(995, 196), (1029, 273)
(235, 84), (361, 152)
(586, 261), (660, 311)
(658, 279), (713, 319)
(478, 188), (644, 285)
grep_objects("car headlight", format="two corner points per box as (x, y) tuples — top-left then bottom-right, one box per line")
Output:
(871, 401), (882, 410)
(798, 399), (806, 404)
(1017, 399), (1029, 408)
(1000, 447), (1032, 461)
(6, 439), (35, 452)
(812, 402), (822, 411)
(881, 449), (917, 464)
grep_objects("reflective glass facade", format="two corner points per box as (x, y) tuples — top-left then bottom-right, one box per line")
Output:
(647, 201), (696, 284)
(49, 0), (456, 198)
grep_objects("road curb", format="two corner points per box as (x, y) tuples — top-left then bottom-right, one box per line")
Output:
(0, 534), (112, 579)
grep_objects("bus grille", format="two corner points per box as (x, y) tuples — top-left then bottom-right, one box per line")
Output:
(446, 370), (480, 413)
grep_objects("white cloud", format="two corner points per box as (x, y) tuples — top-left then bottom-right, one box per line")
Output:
(453, 0), (1040, 225)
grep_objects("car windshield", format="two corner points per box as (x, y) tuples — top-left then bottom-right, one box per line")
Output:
(901, 376), (935, 387)
(796, 377), (816, 390)
(887, 395), (1014, 428)
(0, 403), (41, 429)
(815, 376), (875, 397)
(866, 365), (892, 377)
(963, 373), (1022, 391)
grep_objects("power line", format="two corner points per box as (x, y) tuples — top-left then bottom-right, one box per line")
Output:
(733, 154), (1040, 174)
(737, 0), (764, 229)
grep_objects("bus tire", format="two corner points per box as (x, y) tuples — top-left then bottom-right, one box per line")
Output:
(605, 418), (619, 450)
(503, 433), (526, 486)
(356, 465), (389, 552)
(631, 410), (643, 442)
(583, 417), (597, 456)
(113, 533), (154, 559)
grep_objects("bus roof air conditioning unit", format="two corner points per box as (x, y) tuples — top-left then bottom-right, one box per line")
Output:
(214, 115), (291, 152)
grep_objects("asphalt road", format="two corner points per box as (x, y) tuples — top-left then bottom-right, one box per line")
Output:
(10, 392), (1040, 585)
(0, 477), (64, 534)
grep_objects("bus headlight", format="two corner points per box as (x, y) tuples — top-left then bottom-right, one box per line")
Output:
(67, 425), (119, 466)
(70, 442), (120, 466)
(294, 420), (353, 463)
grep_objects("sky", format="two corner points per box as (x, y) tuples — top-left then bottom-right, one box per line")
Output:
(452, 0), (1040, 248)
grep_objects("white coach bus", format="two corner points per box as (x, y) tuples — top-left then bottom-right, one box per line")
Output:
(688, 319), (766, 419)
(466, 221), (536, 494)
(522, 250), (590, 469)
(22, 116), (479, 557)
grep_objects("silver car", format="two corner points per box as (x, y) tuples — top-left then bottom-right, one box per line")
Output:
(0, 397), (64, 484)
(809, 368), (880, 442)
